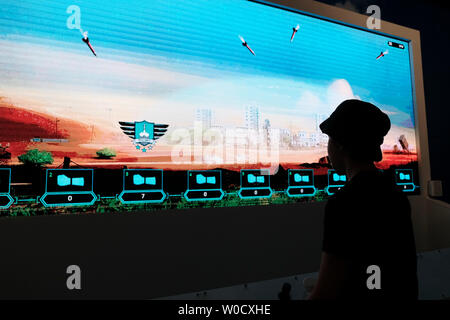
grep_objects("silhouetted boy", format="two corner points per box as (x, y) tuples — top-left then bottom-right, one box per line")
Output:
(308, 99), (418, 300)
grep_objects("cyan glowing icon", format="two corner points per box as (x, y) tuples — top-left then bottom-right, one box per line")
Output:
(294, 174), (310, 183)
(247, 174), (265, 184)
(133, 174), (156, 186)
(57, 175), (85, 187)
(333, 173), (346, 182)
(195, 174), (216, 185)
(399, 173), (411, 181)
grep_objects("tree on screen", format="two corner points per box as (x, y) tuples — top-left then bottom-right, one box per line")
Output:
(96, 148), (116, 159)
(18, 149), (54, 167)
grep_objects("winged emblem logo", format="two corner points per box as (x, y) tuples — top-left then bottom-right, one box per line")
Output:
(119, 121), (169, 152)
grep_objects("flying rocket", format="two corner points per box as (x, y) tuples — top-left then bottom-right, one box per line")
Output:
(82, 31), (97, 56)
(376, 50), (388, 60)
(290, 24), (300, 42)
(239, 35), (255, 56)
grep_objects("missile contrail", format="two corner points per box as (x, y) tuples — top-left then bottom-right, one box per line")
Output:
(82, 31), (97, 57)
(290, 24), (300, 42)
(239, 35), (255, 56)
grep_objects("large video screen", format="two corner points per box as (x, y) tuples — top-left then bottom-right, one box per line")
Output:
(0, 0), (419, 215)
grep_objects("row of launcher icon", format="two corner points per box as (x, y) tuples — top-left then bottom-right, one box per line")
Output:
(55, 171), (415, 189)
(195, 172), (346, 185)
(131, 172), (409, 186)
(195, 173), (344, 185)
(56, 172), (347, 187)
(0, 168), (416, 210)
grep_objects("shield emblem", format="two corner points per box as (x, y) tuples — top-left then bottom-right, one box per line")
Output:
(134, 121), (154, 146)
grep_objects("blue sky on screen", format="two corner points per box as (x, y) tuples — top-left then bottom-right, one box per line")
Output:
(0, 0), (415, 132)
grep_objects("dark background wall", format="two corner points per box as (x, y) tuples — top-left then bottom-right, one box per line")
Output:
(315, 0), (450, 202)
(0, 202), (325, 299)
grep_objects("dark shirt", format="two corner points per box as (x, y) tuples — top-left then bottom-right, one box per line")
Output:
(322, 169), (418, 299)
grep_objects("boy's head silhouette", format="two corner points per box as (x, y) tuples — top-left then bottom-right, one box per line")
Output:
(320, 99), (391, 173)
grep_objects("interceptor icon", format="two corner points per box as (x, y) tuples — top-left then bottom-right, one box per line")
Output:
(290, 24), (300, 42)
(82, 31), (97, 56)
(239, 35), (256, 56)
(376, 50), (388, 60)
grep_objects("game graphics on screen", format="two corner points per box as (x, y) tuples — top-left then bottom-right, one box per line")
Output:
(0, 0), (419, 216)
